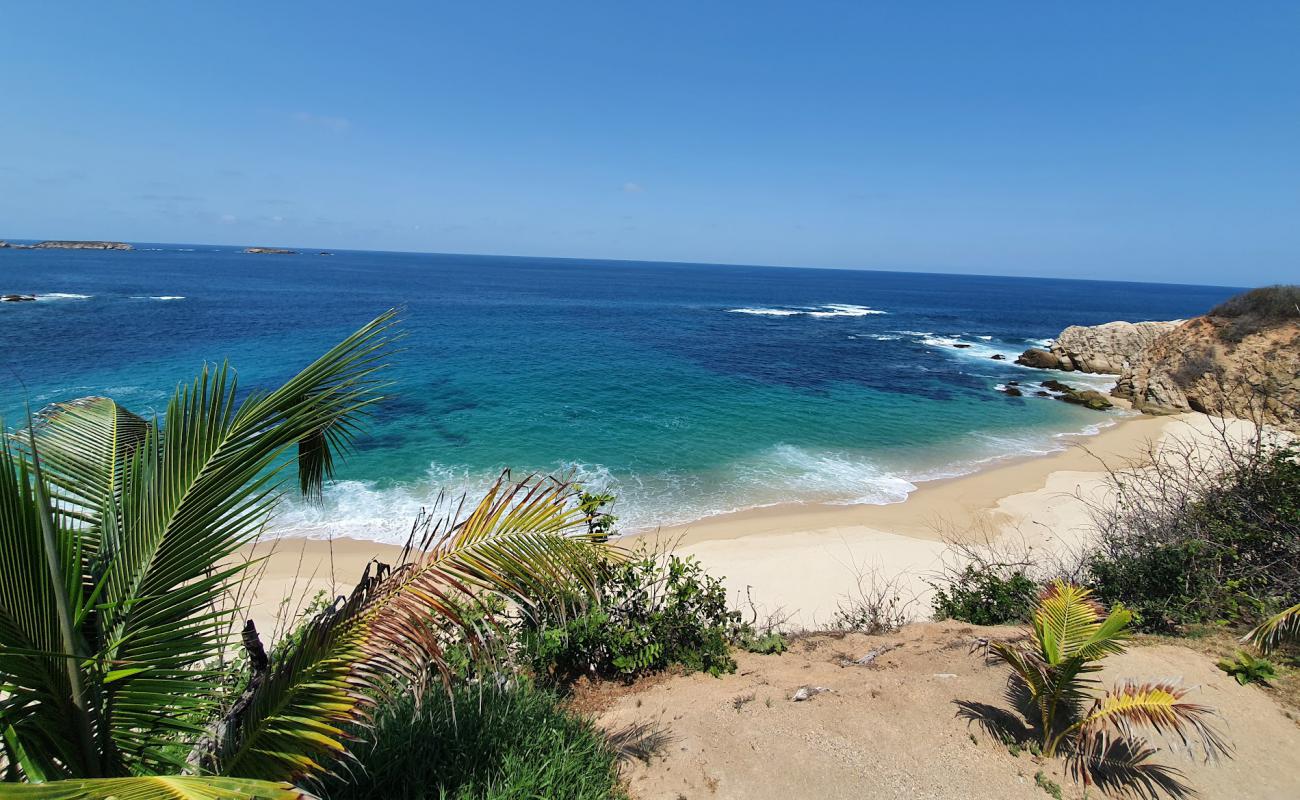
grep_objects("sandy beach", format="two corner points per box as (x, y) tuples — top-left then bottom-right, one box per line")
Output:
(237, 411), (1230, 632)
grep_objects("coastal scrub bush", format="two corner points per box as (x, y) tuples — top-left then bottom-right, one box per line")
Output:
(1083, 436), (1300, 633)
(930, 564), (1039, 625)
(520, 548), (743, 682)
(1208, 284), (1300, 342)
(320, 680), (626, 800)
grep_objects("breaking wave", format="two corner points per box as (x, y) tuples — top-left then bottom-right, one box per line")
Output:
(727, 303), (887, 318)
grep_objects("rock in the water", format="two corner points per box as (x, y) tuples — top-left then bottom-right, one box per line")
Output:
(1040, 379), (1074, 393)
(1015, 348), (1064, 370)
(990, 353), (1006, 360)
(31, 240), (133, 251)
(1, 294), (36, 302)
(1061, 389), (1113, 410)
(1000, 385), (1023, 397)
(952, 343), (972, 349)
(243, 247), (298, 255)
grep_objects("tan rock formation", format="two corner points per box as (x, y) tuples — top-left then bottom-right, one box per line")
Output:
(1115, 315), (1300, 432)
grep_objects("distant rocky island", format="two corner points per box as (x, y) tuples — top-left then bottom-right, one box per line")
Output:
(244, 247), (298, 255)
(0, 240), (133, 250)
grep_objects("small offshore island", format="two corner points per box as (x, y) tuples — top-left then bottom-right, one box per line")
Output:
(0, 239), (134, 250)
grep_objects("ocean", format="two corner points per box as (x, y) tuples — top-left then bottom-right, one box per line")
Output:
(0, 244), (1238, 542)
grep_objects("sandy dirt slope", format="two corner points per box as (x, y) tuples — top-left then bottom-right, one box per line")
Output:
(594, 622), (1300, 800)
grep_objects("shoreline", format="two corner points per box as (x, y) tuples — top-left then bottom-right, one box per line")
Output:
(236, 411), (1210, 630)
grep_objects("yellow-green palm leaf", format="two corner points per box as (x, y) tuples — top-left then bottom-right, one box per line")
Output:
(209, 472), (615, 784)
(1244, 601), (1300, 653)
(0, 776), (312, 799)
(1078, 680), (1229, 761)
(1032, 581), (1131, 665)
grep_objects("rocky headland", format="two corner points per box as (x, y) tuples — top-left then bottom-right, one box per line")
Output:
(1020, 286), (1300, 431)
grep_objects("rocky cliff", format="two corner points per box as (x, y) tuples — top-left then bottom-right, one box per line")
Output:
(1114, 313), (1300, 432)
(1016, 320), (1181, 374)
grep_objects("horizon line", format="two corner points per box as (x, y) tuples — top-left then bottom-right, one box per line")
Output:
(0, 233), (1252, 292)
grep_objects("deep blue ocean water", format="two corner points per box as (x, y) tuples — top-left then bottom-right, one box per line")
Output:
(0, 244), (1238, 541)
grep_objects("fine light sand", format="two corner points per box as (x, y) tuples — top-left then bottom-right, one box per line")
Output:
(238, 412), (1234, 633)
(594, 622), (1300, 800)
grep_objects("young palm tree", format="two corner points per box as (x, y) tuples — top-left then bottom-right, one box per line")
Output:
(989, 582), (1229, 795)
(0, 311), (612, 798)
(1245, 602), (1300, 653)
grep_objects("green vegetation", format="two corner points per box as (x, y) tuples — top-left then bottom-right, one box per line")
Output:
(321, 681), (625, 800)
(0, 313), (614, 798)
(988, 582), (1228, 792)
(1217, 651), (1278, 686)
(1085, 442), (1300, 633)
(930, 564), (1038, 625)
(1208, 284), (1300, 342)
(1033, 770), (1063, 800)
(520, 548), (743, 681)
(1247, 601), (1300, 652)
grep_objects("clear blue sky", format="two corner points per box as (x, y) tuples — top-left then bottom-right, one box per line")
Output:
(2, 2), (1296, 284)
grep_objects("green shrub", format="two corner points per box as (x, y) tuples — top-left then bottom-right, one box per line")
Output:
(321, 680), (625, 800)
(929, 564), (1039, 625)
(1217, 651), (1278, 686)
(1085, 443), (1300, 632)
(1207, 285), (1300, 342)
(520, 549), (742, 681)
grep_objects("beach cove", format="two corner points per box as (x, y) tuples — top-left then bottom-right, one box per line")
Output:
(241, 410), (1226, 630)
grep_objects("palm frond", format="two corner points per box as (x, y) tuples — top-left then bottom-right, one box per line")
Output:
(207, 472), (615, 784)
(1244, 601), (1300, 653)
(20, 396), (148, 526)
(1033, 581), (1130, 664)
(0, 776), (313, 799)
(0, 429), (100, 778)
(1065, 733), (1191, 800)
(202, 566), (385, 781)
(0, 311), (399, 780)
(94, 311), (399, 773)
(1079, 680), (1230, 763)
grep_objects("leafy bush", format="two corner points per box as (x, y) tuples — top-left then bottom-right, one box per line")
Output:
(1217, 651), (1278, 686)
(321, 680), (625, 800)
(930, 565), (1039, 625)
(520, 549), (743, 681)
(1085, 442), (1300, 632)
(1207, 284), (1300, 342)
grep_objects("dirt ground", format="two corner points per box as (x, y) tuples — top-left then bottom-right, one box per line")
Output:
(591, 622), (1300, 800)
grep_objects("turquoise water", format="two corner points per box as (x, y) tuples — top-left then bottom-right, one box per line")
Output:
(0, 245), (1237, 541)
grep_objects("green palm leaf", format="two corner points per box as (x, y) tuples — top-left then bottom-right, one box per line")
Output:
(0, 311), (399, 780)
(0, 775), (313, 799)
(1244, 601), (1300, 653)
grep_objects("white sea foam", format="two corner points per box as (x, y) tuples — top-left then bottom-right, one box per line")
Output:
(263, 412), (1128, 544)
(728, 307), (802, 317)
(130, 295), (186, 301)
(35, 293), (92, 301)
(727, 303), (886, 318)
